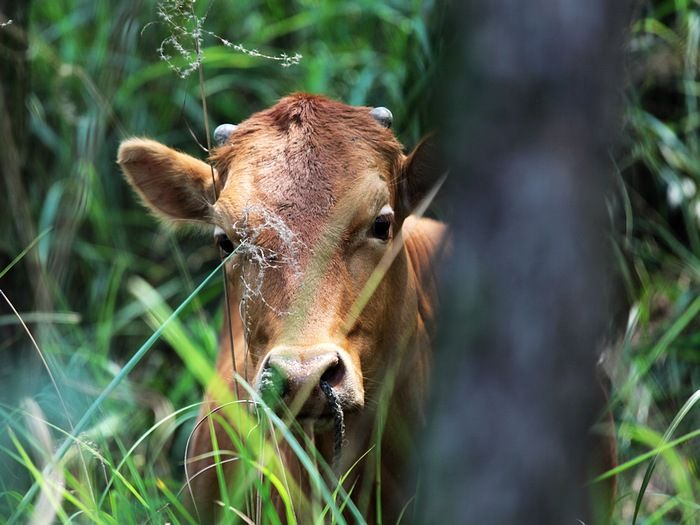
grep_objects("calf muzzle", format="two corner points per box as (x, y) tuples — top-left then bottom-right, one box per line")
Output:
(256, 344), (361, 420)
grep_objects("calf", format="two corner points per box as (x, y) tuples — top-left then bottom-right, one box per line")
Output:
(118, 94), (447, 523)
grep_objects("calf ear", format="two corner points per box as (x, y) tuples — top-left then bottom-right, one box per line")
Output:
(117, 138), (217, 223)
(402, 136), (447, 214)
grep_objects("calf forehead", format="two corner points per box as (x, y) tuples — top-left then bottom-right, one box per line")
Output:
(212, 95), (403, 236)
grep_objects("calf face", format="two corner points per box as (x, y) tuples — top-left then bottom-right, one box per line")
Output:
(118, 93), (443, 519)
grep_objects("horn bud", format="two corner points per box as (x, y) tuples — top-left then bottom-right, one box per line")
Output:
(370, 107), (392, 128)
(213, 123), (238, 146)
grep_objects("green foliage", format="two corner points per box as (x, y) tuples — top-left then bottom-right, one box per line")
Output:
(611, 0), (700, 522)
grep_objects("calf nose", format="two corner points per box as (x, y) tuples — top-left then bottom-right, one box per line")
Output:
(257, 345), (347, 417)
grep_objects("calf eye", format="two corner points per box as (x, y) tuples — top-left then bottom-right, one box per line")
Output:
(218, 235), (235, 255)
(214, 227), (235, 256)
(370, 209), (394, 241)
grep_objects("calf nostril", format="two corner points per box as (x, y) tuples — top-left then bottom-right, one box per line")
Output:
(320, 356), (345, 388)
(259, 364), (287, 406)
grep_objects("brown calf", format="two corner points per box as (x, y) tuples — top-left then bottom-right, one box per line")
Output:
(118, 94), (447, 523)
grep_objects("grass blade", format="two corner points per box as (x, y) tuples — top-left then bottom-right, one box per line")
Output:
(0, 229), (51, 280)
(8, 251), (237, 524)
(632, 389), (700, 524)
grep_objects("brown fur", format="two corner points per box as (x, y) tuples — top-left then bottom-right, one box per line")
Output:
(119, 94), (447, 523)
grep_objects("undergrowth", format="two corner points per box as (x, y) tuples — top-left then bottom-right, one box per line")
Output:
(610, 0), (700, 522)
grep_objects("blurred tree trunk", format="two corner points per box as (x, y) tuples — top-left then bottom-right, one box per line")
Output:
(0, 0), (50, 314)
(0, 1), (36, 510)
(417, 2), (630, 524)
(0, 1), (31, 248)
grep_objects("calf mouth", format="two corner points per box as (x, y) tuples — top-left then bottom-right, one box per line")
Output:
(297, 414), (336, 432)
(261, 379), (348, 464)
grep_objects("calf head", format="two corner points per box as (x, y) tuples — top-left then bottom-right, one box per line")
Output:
(118, 94), (439, 463)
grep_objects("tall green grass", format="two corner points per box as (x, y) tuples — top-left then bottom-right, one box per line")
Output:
(608, 0), (700, 522)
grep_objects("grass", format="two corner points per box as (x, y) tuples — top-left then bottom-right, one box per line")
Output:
(3, 0), (700, 523)
(607, 1), (700, 522)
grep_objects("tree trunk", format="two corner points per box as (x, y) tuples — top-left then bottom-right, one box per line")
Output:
(417, 2), (630, 523)
(0, 0), (50, 314)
